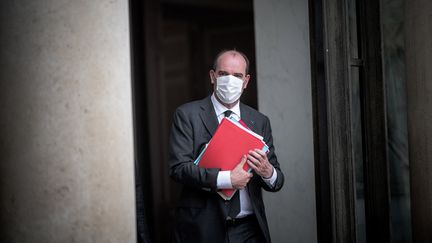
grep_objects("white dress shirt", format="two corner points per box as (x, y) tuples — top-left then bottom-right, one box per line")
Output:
(210, 93), (277, 218)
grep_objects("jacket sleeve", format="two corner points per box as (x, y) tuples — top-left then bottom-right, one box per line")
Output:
(261, 116), (285, 192)
(168, 107), (220, 191)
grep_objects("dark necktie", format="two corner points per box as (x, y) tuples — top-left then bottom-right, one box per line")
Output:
(224, 110), (240, 218)
(224, 110), (233, 118)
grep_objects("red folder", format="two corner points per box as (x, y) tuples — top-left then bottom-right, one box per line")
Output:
(195, 117), (268, 200)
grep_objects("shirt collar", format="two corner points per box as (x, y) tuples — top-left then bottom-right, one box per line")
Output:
(211, 93), (241, 119)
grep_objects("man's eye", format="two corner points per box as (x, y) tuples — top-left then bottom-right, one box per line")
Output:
(234, 74), (243, 78)
(218, 72), (229, 76)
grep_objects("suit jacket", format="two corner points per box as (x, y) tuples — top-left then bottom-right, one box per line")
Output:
(169, 96), (284, 243)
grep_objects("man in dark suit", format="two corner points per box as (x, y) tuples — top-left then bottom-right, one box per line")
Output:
(169, 50), (284, 243)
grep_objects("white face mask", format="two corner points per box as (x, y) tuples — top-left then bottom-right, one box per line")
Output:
(215, 75), (244, 104)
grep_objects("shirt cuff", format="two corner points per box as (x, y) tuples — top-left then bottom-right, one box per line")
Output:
(262, 167), (277, 187)
(217, 171), (233, 189)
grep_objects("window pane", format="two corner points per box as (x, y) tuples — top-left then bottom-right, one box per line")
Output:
(350, 66), (366, 243)
(380, 0), (412, 242)
(348, 0), (359, 58)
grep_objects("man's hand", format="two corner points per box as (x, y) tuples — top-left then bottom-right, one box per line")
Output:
(231, 155), (253, 189)
(247, 149), (273, 178)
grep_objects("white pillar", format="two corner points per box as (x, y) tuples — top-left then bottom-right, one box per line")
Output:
(0, 1), (136, 242)
(254, 0), (317, 242)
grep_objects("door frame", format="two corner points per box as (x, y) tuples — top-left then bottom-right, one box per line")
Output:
(310, 0), (391, 242)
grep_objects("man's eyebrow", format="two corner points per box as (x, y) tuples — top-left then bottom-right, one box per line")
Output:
(217, 70), (244, 77)
(217, 70), (229, 75)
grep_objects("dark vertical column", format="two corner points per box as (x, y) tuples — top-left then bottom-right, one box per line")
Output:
(141, 1), (171, 242)
(358, 1), (391, 242)
(309, 0), (332, 242)
(129, 0), (153, 242)
(405, 1), (432, 242)
(321, 0), (357, 241)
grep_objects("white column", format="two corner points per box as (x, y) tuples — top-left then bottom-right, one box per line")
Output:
(0, 1), (136, 242)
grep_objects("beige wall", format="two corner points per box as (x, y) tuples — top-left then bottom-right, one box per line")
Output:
(0, 1), (136, 242)
(254, 0), (317, 242)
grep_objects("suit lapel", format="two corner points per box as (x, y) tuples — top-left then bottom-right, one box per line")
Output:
(199, 98), (260, 137)
(240, 103), (260, 135)
(199, 96), (219, 136)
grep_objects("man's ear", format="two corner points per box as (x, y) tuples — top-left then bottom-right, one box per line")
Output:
(243, 74), (251, 89)
(209, 70), (216, 84)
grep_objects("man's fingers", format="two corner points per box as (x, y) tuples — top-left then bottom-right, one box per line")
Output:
(249, 150), (267, 161)
(248, 150), (260, 158)
(254, 149), (266, 157)
(247, 160), (259, 171)
(237, 155), (247, 168)
(247, 154), (260, 166)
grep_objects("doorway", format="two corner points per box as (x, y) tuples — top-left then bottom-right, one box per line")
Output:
(129, 1), (258, 242)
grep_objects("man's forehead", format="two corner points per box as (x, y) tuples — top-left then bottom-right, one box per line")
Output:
(218, 52), (246, 64)
(216, 53), (247, 72)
